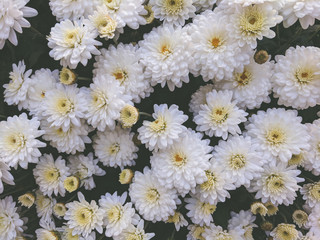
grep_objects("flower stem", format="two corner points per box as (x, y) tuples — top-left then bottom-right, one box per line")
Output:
(139, 112), (152, 118)
(77, 77), (91, 81)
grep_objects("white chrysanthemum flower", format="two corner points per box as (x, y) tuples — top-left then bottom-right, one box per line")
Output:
(139, 25), (192, 91)
(245, 108), (310, 163)
(49, 0), (95, 21)
(33, 154), (70, 197)
(213, 135), (264, 188)
(41, 83), (87, 132)
(270, 223), (300, 240)
(167, 211), (188, 231)
(203, 224), (244, 240)
(41, 119), (92, 155)
(0, 113), (46, 169)
(281, 0), (320, 29)
(303, 122), (320, 175)
(193, 0), (217, 11)
(26, 68), (59, 114)
(0, 162), (14, 194)
(35, 190), (57, 224)
(250, 161), (303, 206)
(65, 192), (104, 237)
(150, 129), (212, 196)
(307, 204), (320, 236)
(58, 226), (96, 240)
(113, 219), (155, 240)
(149, 0), (196, 26)
(272, 46), (320, 110)
(93, 126), (138, 169)
(99, 191), (139, 237)
(0, 0), (38, 49)
(68, 153), (106, 190)
(187, 224), (210, 240)
(215, 51), (272, 109)
(185, 194), (216, 226)
(138, 104), (188, 151)
(195, 159), (236, 205)
(301, 182), (320, 209)
(85, 75), (132, 131)
(0, 196), (24, 240)
(93, 43), (152, 103)
(189, 84), (214, 116)
(194, 90), (247, 140)
(48, 18), (102, 69)
(225, 3), (282, 49)
(3, 60), (31, 110)
(228, 210), (257, 240)
(36, 221), (59, 240)
(98, 0), (147, 29)
(129, 167), (180, 222)
(188, 10), (251, 81)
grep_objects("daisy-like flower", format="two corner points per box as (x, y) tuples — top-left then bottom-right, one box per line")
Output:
(151, 129), (212, 196)
(188, 10), (251, 81)
(306, 204), (320, 236)
(41, 83), (87, 132)
(245, 108), (310, 163)
(196, 159), (236, 205)
(68, 153), (106, 190)
(113, 219), (155, 240)
(194, 90), (247, 140)
(228, 210), (257, 240)
(0, 162), (14, 194)
(49, 0), (95, 21)
(0, 196), (24, 240)
(93, 126), (138, 169)
(250, 161), (304, 206)
(65, 192), (104, 237)
(270, 223), (300, 240)
(93, 43), (152, 103)
(139, 25), (192, 91)
(272, 46), (320, 110)
(265, 201), (279, 216)
(185, 194), (216, 226)
(292, 210), (308, 228)
(59, 67), (77, 85)
(301, 182), (320, 208)
(213, 135), (264, 188)
(215, 51), (272, 110)
(129, 167), (180, 222)
(149, 0), (196, 26)
(0, 0), (38, 49)
(3, 60), (31, 110)
(250, 202), (268, 216)
(167, 211), (188, 231)
(48, 18), (102, 69)
(35, 190), (57, 224)
(0, 113), (46, 169)
(189, 84), (214, 116)
(85, 75), (132, 131)
(138, 104), (188, 151)
(203, 224), (244, 240)
(33, 154), (70, 197)
(281, 0), (320, 29)
(99, 191), (139, 237)
(225, 3), (282, 49)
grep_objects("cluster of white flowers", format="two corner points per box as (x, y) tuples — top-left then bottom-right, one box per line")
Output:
(1, 0), (320, 239)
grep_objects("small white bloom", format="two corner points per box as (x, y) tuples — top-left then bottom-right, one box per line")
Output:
(228, 210), (257, 240)
(35, 190), (57, 225)
(189, 84), (214, 116)
(301, 182), (320, 209)
(203, 224), (244, 240)
(113, 219), (155, 240)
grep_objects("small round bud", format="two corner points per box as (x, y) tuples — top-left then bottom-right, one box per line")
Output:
(251, 202), (268, 216)
(119, 105), (139, 128)
(53, 203), (67, 218)
(292, 210), (308, 228)
(264, 201), (279, 216)
(254, 50), (269, 64)
(143, 5), (155, 24)
(133, 133), (142, 146)
(261, 221), (273, 231)
(64, 176), (80, 193)
(60, 67), (77, 85)
(271, 223), (299, 240)
(119, 169), (134, 184)
(18, 192), (35, 208)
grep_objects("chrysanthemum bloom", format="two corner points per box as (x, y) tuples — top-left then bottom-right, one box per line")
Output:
(0, 0), (38, 49)
(93, 43), (152, 103)
(49, 0), (95, 21)
(245, 108), (310, 163)
(119, 169), (134, 184)
(187, 224), (209, 240)
(41, 83), (88, 132)
(213, 135), (263, 188)
(188, 10), (251, 81)
(139, 25), (193, 91)
(203, 224), (244, 240)
(65, 192), (104, 237)
(151, 129), (212, 196)
(0, 162), (14, 194)
(18, 192), (35, 208)
(113, 219), (155, 240)
(196, 159), (236, 205)
(4, 60), (31, 110)
(48, 18), (102, 69)
(301, 182), (320, 208)
(129, 167), (180, 222)
(0, 196), (24, 240)
(167, 211), (188, 231)
(119, 105), (139, 128)
(189, 84), (214, 116)
(64, 176), (80, 193)
(53, 203), (67, 218)
(281, 0), (320, 29)
(215, 51), (272, 110)
(249, 161), (303, 206)
(0, 113), (46, 169)
(185, 194), (216, 226)
(35, 190), (57, 224)
(68, 153), (106, 190)
(194, 90), (247, 140)
(228, 210), (257, 240)
(93, 126), (138, 169)
(306, 204), (320, 236)
(99, 192), (139, 237)
(270, 223), (300, 240)
(59, 67), (77, 85)
(149, 0), (196, 26)
(250, 202), (268, 216)
(292, 210), (308, 228)
(138, 104), (188, 151)
(264, 201), (278, 216)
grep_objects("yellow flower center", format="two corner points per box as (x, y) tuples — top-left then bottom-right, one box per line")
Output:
(275, 224), (299, 240)
(107, 205), (123, 223)
(288, 153), (304, 166)
(64, 28), (80, 47)
(53, 203), (67, 217)
(119, 169), (134, 184)
(239, 6), (265, 36)
(113, 69), (128, 84)
(149, 116), (167, 133)
(56, 98), (74, 115)
(211, 107), (229, 124)
(164, 0), (183, 14)
(216, 233), (233, 240)
(64, 229), (80, 240)
(229, 154), (246, 170)
(44, 168), (60, 183)
(251, 202), (268, 216)
(172, 152), (187, 167)
(104, 0), (120, 11)
(266, 128), (286, 146)
(36, 195), (51, 210)
(145, 188), (160, 203)
(235, 69), (252, 86)
(309, 182), (320, 201)
(192, 226), (206, 240)
(92, 90), (108, 108)
(266, 174), (285, 194)
(64, 176), (80, 193)
(125, 233), (144, 240)
(295, 68), (314, 84)
(108, 142), (120, 155)
(120, 105), (139, 128)
(6, 133), (26, 150)
(60, 68), (76, 85)
(74, 207), (94, 226)
(200, 202), (216, 215)
(167, 211), (181, 223)
(200, 170), (217, 191)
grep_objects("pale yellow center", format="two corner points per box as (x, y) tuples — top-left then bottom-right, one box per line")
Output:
(295, 68), (314, 84)
(235, 69), (252, 86)
(44, 168), (60, 183)
(288, 153), (304, 166)
(200, 202), (216, 215)
(229, 154), (246, 170)
(92, 91), (107, 108)
(108, 143), (120, 155)
(309, 182), (320, 201)
(120, 105), (139, 128)
(75, 207), (93, 226)
(149, 116), (167, 133)
(211, 107), (229, 124)
(239, 7), (265, 36)
(107, 205), (123, 223)
(64, 229), (80, 240)
(192, 226), (206, 240)
(145, 188), (160, 203)
(119, 169), (134, 184)
(164, 0), (183, 14)
(200, 170), (216, 191)
(64, 29), (80, 47)
(56, 98), (74, 114)
(275, 224), (299, 240)
(167, 211), (181, 223)
(64, 176), (79, 193)
(266, 128), (286, 146)
(113, 69), (128, 84)
(266, 174), (285, 194)
(6, 133), (26, 150)
(172, 152), (187, 167)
